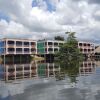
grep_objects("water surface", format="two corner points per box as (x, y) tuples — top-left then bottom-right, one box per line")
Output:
(0, 60), (100, 100)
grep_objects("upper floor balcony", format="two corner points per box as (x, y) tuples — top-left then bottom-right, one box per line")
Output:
(7, 40), (36, 48)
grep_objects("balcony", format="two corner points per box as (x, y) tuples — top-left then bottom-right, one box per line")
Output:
(48, 42), (53, 47)
(16, 44), (22, 47)
(24, 51), (30, 54)
(31, 48), (36, 53)
(7, 44), (15, 48)
(7, 41), (15, 47)
(31, 42), (36, 47)
(8, 48), (15, 54)
(54, 48), (58, 52)
(16, 41), (22, 47)
(7, 51), (15, 54)
(48, 51), (54, 54)
(59, 43), (63, 46)
(24, 42), (29, 47)
(16, 48), (23, 54)
(54, 43), (58, 47)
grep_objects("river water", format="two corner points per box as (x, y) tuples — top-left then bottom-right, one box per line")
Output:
(0, 60), (100, 100)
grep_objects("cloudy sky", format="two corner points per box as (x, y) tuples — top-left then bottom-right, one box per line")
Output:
(0, 0), (100, 43)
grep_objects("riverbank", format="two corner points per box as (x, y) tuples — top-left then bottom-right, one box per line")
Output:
(32, 55), (45, 61)
(0, 57), (2, 64)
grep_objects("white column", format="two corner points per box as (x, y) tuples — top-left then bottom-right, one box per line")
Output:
(29, 42), (31, 54)
(22, 41), (24, 54)
(53, 41), (54, 53)
(47, 63), (49, 77)
(22, 64), (24, 79)
(53, 63), (55, 77)
(14, 65), (16, 80)
(6, 40), (7, 54)
(35, 61), (38, 78)
(35, 42), (37, 54)
(14, 41), (16, 54)
(47, 42), (48, 54)
(5, 65), (8, 81)
(30, 64), (31, 78)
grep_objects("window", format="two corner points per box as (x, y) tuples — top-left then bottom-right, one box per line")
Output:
(80, 48), (83, 52)
(48, 48), (53, 51)
(59, 43), (63, 46)
(31, 48), (36, 52)
(24, 42), (29, 46)
(88, 49), (90, 52)
(92, 49), (94, 51)
(88, 44), (90, 46)
(84, 43), (86, 46)
(8, 48), (15, 52)
(31, 42), (35, 45)
(16, 48), (22, 52)
(54, 42), (58, 46)
(79, 43), (82, 46)
(0, 41), (4, 47)
(8, 41), (14, 45)
(45, 42), (47, 46)
(84, 49), (87, 52)
(48, 42), (53, 45)
(24, 48), (29, 52)
(16, 41), (22, 46)
(45, 48), (47, 52)
(54, 48), (58, 52)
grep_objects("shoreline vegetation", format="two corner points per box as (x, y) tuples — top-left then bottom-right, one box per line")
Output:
(55, 32), (83, 64)
(54, 32), (83, 82)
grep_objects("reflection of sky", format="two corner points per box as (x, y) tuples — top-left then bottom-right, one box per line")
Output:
(1, 72), (100, 100)
(1, 61), (100, 100)
(0, 78), (58, 99)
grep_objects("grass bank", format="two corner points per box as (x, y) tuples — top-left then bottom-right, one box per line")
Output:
(32, 55), (45, 61)
(0, 57), (3, 64)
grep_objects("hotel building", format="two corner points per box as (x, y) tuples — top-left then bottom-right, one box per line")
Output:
(78, 42), (95, 58)
(0, 38), (37, 55)
(37, 40), (64, 60)
(37, 40), (64, 54)
(0, 38), (37, 63)
(0, 38), (95, 62)
(37, 40), (95, 55)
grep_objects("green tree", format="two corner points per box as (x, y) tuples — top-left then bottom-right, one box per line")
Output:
(54, 36), (64, 41)
(55, 32), (83, 83)
(56, 32), (83, 64)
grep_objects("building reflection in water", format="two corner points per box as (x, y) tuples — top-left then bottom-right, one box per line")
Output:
(0, 60), (97, 82)
(0, 60), (99, 100)
(0, 61), (64, 82)
(79, 61), (96, 75)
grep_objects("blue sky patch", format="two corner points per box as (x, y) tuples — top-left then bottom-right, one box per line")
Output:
(32, 0), (38, 7)
(0, 12), (10, 22)
(32, 0), (56, 12)
(44, 0), (56, 12)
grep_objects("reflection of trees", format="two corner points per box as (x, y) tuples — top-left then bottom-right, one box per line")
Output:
(55, 71), (65, 81)
(60, 60), (80, 83)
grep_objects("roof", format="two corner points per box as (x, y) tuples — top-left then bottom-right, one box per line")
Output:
(0, 38), (36, 41)
(37, 40), (65, 43)
(95, 46), (100, 53)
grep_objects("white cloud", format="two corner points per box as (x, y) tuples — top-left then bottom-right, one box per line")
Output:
(0, 19), (31, 38)
(0, 0), (100, 43)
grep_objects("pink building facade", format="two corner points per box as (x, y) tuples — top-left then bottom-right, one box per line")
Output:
(78, 42), (95, 58)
